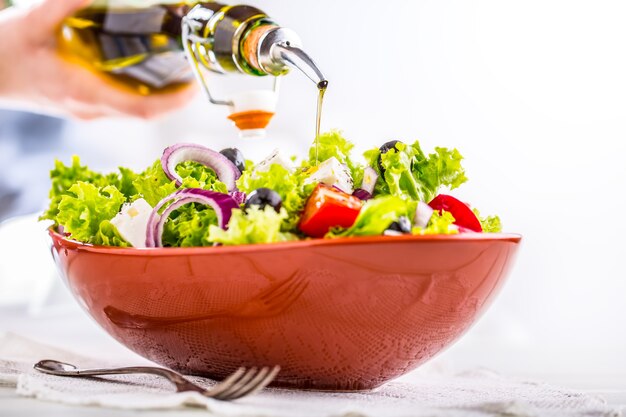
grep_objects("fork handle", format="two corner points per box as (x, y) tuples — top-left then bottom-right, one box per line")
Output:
(56, 366), (181, 379)
(35, 363), (196, 390)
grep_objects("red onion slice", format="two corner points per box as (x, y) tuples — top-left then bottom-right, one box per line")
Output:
(161, 143), (241, 191)
(145, 189), (239, 247)
(145, 189), (185, 246)
(230, 191), (247, 205)
(352, 188), (373, 201)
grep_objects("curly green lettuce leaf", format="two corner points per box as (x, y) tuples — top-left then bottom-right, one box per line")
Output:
(131, 160), (178, 207)
(412, 211), (459, 235)
(327, 196), (415, 238)
(161, 204), (218, 247)
(177, 161), (229, 193)
(117, 167), (139, 199)
(364, 141), (467, 203)
(472, 208), (502, 233)
(94, 220), (131, 247)
(308, 130), (353, 167)
(414, 147), (467, 201)
(366, 142), (422, 201)
(208, 206), (295, 245)
(42, 157), (141, 222)
(56, 182), (126, 244)
(42, 156), (112, 220)
(237, 164), (313, 233)
(133, 160), (228, 207)
(307, 130), (364, 186)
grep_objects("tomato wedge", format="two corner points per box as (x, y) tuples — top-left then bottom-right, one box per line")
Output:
(299, 184), (363, 238)
(428, 194), (483, 232)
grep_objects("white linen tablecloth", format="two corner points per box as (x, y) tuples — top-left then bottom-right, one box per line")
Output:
(0, 332), (620, 417)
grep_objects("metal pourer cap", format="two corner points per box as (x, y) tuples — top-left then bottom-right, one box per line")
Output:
(257, 27), (328, 86)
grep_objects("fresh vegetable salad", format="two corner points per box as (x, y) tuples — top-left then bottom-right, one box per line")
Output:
(42, 132), (501, 248)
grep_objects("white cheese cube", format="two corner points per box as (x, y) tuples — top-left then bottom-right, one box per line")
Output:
(304, 157), (354, 194)
(361, 167), (378, 194)
(110, 198), (153, 248)
(254, 149), (293, 172)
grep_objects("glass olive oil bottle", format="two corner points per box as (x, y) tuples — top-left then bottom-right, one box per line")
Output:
(59, 1), (283, 95)
(58, 1), (329, 141)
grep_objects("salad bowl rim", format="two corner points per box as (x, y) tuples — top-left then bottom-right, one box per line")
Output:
(49, 228), (522, 256)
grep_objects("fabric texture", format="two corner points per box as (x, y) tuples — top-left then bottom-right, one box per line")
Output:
(0, 332), (620, 417)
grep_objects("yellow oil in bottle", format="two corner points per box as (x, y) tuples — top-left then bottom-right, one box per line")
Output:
(58, 2), (209, 95)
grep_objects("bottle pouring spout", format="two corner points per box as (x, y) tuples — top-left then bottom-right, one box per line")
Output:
(271, 43), (328, 89)
(257, 27), (328, 89)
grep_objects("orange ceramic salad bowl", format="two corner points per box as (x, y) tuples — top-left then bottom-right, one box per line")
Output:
(49, 230), (521, 390)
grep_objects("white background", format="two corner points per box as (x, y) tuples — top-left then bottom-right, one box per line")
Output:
(3, 0), (626, 380)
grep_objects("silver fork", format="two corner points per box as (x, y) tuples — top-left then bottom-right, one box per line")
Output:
(34, 360), (279, 401)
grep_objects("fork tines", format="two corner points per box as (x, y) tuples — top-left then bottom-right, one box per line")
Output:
(206, 366), (280, 400)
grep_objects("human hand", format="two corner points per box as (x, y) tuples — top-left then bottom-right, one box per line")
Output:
(0, 0), (197, 119)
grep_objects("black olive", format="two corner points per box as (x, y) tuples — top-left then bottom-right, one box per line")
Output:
(386, 216), (412, 235)
(378, 140), (403, 173)
(220, 148), (246, 173)
(379, 140), (402, 154)
(245, 188), (282, 213)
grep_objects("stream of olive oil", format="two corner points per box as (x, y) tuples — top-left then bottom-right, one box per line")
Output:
(314, 80), (328, 164)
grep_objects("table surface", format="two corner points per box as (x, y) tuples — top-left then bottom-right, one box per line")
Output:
(2, 303), (625, 416)
(2, 386), (625, 417)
